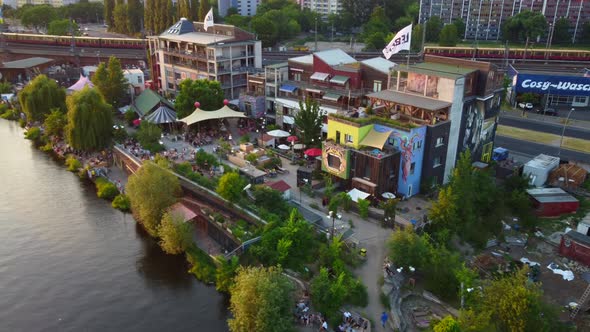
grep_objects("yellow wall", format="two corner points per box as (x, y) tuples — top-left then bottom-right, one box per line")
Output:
(327, 118), (372, 149)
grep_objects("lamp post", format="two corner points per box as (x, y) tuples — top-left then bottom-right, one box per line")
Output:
(300, 178), (308, 203)
(328, 210), (341, 239)
(558, 108), (575, 158)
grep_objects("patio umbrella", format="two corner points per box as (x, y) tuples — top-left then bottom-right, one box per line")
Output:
(382, 192), (396, 199)
(287, 135), (298, 142)
(293, 144), (304, 150)
(277, 144), (290, 150)
(266, 129), (290, 138)
(133, 118), (142, 127)
(144, 105), (177, 124)
(304, 148), (322, 157)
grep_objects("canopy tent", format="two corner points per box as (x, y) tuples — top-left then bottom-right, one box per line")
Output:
(304, 148), (322, 157)
(359, 128), (393, 150)
(144, 105), (178, 124)
(347, 188), (371, 203)
(267, 129), (291, 138)
(180, 105), (246, 126)
(68, 74), (94, 92)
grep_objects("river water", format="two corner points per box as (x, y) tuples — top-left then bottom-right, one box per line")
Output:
(0, 120), (228, 331)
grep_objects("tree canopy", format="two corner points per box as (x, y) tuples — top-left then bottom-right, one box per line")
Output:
(18, 75), (66, 123)
(228, 266), (295, 332)
(20, 5), (57, 32)
(175, 79), (225, 118)
(126, 162), (181, 236)
(157, 210), (193, 254)
(65, 87), (113, 151)
(425, 16), (443, 42)
(553, 18), (571, 44)
(92, 57), (128, 109)
(295, 99), (323, 148)
(439, 24), (459, 46)
(501, 11), (547, 44)
(43, 108), (67, 137)
(47, 19), (79, 36)
(216, 172), (248, 202)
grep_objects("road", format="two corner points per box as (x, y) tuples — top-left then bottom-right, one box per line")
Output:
(494, 135), (590, 163)
(499, 114), (590, 140)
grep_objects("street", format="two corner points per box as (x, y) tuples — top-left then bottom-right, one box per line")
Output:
(494, 135), (590, 163)
(499, 114), (590, 140)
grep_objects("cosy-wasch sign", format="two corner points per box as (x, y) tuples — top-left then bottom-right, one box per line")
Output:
(515, 74), (590, 96)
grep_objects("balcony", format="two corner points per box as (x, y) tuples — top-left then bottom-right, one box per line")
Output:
(283, 80), (372, 97)
(221, 79), (248, 89)
(162, 47), (210, 61)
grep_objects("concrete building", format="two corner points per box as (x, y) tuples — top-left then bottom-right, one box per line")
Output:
(300, 0), (343, 15)
(218, 0), (262, 17)
(123, 68), (145, 96)
(148, 18), (262, 99)
(418, 0), (590, 41)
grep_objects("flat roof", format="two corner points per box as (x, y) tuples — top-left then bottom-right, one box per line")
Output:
(525, 154), (560, 169)
(527, 188), (579, 204)
(159, 32), (234, 45)
(266, 62), (288, 69)
(2, 57), (53, 69)
(396, 62), (476, 79)
(289, 54), (313, 65)
(361, 57), (397, 74)
(564, 230), (590, 246)
(367, 90), (452, 111)
(314, 49), (356, 66)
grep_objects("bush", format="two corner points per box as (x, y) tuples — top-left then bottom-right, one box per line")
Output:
(245, 153), (258, 165)
(18, 118), (26, 128)
(239, 133), (250, 144)
(112, 194), (131, 211)
(112, 126), (128, 143)
(95, 177), (119, 201)
(124, 109), (137, 124)
(195, 149), (218, 169)
(186, 246), (216, 283)
(24, 127), (41, 141)
(174, 161), (193, 176)
(358, 199), (370, 219)
(136, 121), (162, 152)
(65, 155), (82, 172)
(158, 211), (193, 254)
(0, 109), (18, 120)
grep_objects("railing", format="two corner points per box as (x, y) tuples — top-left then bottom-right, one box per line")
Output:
(283, 79), (372, 97)
(162, 47), (209, 61)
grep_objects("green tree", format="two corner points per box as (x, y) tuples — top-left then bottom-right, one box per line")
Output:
(425, 16), (443, 42)
(251, 185), (290, 217)
(295, 99), (323, 147)
(228, 266), (295, 332)
(20, 5), (57, 32)
(157, 210), (193, 254)
(0, 81), (12, 93)
(501, 11), (547, 45)
(411, 23), (424, 51)
(434, 316), (462, 332)
(113, 3), (129, 34)
(362, 6), (391, 44)
(439, 24), (459, 46)
(126, 162), (181, 236)
(215, 255), (240, 293)
(198, 0), (210, 21)
(311, 267), (348, 322)
(92, 57), (128, 108)
(251, 15), (278, 46)
(43, 108), (67, 137)
(104, 0), (115, 29)
(136, 121), (163, 152)
(177, 0), (190, 19)
(190, 0), (199, 21)
(48, 19), (79, 36)
(388, 227), (431, 269)
(553, 18), (571, 44)
(65, 87), (113, 151)
(342, 0), (374, 26)
(364, 32), (387, 50)
(127, 0), (143, 34)
(581, 22), (590, 44)
(175, 79), (224, 118)
(144, 0), (154, 33)
(453, 18), (466, 39)
(216, 172), (247, 201)
(357, 198), (370, 219)
(18, 74), (66, 122)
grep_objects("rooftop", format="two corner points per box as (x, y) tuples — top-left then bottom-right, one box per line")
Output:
(266, 180), (291, 192)
(396, 62), (476, 79)
(289, 54), (313, 65)
(158, 31), (234, 45)
(361, 57), (397, 74)
(525, 154), (560, 169)
(526, 188), (579, 204)
(367, 89), (452, 111)
(132, 89), (175, 116)
(564, 230), (590, 246)
(2, 57), (53, 69)
(313, 49), (356, 66)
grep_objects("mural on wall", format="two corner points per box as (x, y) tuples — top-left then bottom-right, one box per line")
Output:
(322, 142), (350, 179)
(407, 73), (426, 94)
(460, 101), (498, 161)
(394, 132), (422, 183)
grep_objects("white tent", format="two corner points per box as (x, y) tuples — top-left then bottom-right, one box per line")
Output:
(347, 188), (370, 203)
(180, 105), (246, 126)
(266, 129), (291, 138)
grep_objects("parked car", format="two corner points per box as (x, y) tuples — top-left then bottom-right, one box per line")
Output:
(536, 108), (558, 116)
(518, 102), (534, 109)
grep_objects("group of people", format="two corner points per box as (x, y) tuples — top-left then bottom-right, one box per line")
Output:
(333, 311), (370, 332)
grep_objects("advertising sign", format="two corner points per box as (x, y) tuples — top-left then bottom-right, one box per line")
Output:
(515, 74), (590, 96)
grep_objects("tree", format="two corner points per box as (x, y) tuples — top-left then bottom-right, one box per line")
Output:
(0, 81), (12, 93)
(581, 22), (590, 44)
(157, 210), (193, 254)
(228, 266), (295, 332)
(43, 108), (67, 137)
(48, 19), (79, 36)
(251, 185), (290, 217)
(434, 316), (461, 332)
(216, 172), (247, 201)
(501, 11), (547, 45)
(453, 18), (466, 39)
(411, 24), (424, 51)
(136, 121), (163, 152)
(364, 32), (387, 50)
(388, 227), (431, 269)
(251, 16), (278, 46)
(20, 5), (57, 32)
(362, 6), (391, 45)
(92, 57), (128, 108)
(198, 0), (210, 21)
(174, 79), (225, 118)
(295, 99), (323, 148)
(144, 0), (154, 33)
(425, 16), (443, 42)
(342, 0), (375, 26)
(126, 0), (143, 34)
(126, 162), (181, 236)
(311, 267), (347, 322)
(439, 24), (459, 46)
(104, 0), (115, 29)
(177, 0), (190, 19)
(65, 87), (113, 151)
(553, 18), (571, 44)
(18, 75), (66, 122)
(113, 3), (129, 34)
(215, 255), (240, 293)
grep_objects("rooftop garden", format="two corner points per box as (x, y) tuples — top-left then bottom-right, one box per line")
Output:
(329, 113), (418, 130)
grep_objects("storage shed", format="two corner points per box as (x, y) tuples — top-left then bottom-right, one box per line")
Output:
(559, 230), (590, 267)
(523, 154), (560, 187)
(576, 214), (590, 236)
(527, 187), (579, 217)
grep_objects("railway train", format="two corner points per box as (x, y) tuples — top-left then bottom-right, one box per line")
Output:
(2, 32), (146, 49)
(423, 46), (590, 61)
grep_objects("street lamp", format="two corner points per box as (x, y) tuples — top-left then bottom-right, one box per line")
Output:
(558, 108), (575, 158)
(328, 210), (342, 239)
(300, 178), (308, 203)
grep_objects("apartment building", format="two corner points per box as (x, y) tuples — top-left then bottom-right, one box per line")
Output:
(419, 0), (590, 41)
(218, 0), (262, 17)
(148, 18), (262, 99)
(300, 0), (343, 16)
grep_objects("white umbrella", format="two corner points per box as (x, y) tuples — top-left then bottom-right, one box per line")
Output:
(277, 144), (290, 150)
(382, 192), (396, 199)
(293, 143), (304, 150)
(266, 129), (291, 138)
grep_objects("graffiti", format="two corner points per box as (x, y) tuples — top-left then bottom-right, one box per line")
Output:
(322, 143), (348, 178)
(393, 132), (421, 183)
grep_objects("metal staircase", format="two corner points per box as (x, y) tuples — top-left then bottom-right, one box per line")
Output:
(571, 283), (590, 319)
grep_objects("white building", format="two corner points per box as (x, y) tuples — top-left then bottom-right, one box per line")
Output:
(124, 68), (145, 96)
(300, 0), (343, 15)
(218, 0), (261, 17)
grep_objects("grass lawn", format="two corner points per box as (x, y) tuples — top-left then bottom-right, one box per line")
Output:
(496, 125), (590, 152)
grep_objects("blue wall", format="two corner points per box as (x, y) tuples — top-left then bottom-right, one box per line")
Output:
(515, 73), (590, 96)
(374, 124), (426, 197)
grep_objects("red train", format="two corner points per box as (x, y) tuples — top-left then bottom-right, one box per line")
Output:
(424, 46), (590, 61)
(2, 32), (146, 49)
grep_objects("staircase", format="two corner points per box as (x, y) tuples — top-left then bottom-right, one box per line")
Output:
(571, 284), (590, 319)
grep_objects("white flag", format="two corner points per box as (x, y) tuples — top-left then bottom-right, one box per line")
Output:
(204, 8), (214, 31)
(382, 24), (412, 59)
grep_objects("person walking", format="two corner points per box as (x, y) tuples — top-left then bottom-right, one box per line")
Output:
(380, 311), (388, 329)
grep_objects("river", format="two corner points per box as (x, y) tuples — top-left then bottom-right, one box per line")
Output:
(0, 120), (228, 331)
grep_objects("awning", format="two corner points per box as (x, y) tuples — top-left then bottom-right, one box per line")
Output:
(144, 105), (178, 124)
(306, 88), (322, 94)
(323, 93), (341, 102)
(280, 84), (298, 93)
(310, 72), (330, 81)
(330, 75), (349, 85)
(283, 115), (295, 124)
(290, 68), (304, 72)
(180, 105), (246, 126)
(347, 188), (371, 203)
(359, 127), (393, 150)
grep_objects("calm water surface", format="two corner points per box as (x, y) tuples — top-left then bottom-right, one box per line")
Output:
(0, 120), (228, 331)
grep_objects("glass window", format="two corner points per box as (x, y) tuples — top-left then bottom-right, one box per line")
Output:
(433, 157), (442, 167)
(373, 80), (382, 92)
(345, 134), (353, 143)
(436, 137), (444, 146)
(410, 162), (415, 175)
(327, 154), (341, 169)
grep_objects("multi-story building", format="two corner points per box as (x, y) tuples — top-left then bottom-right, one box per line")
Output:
(148, 18), (262, 99)
(300, 0), (343, 16)
(419, 0), (590, 42)
(218, 0), (262, 17)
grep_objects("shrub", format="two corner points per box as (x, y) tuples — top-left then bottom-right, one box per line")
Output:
(239, 133), (250, 144)
(174, 161), (193, 176)
(245, 153), (258, 165)
(95, 177), (119, 201)
(195, 149), (218, 169)
(157, 211), (193, 254)
(358, 198), (370, 219)
(0, 103), (7, 115)
(24, 127), (41, 141)
(39, 142), (53, 152)
(112, 194), (131, 211)
(65, 155), (82, 172)
(186, 246), (216, 283)
(124, 109), (137, 124)
(0, 109), (18, 120)
(18, 118), (26, 127)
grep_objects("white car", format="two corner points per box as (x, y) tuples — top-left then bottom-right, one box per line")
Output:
(518, 102), (534, 109)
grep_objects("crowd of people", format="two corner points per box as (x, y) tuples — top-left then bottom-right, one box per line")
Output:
(294, 299), (370, 332)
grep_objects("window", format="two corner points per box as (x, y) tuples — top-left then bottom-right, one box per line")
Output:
(433, 157), (442, 168)
(413, 140), (422, 150)
(335, 131), (341, 143)
(137, 76), (143, 84)
(364, 165), (371, 179)
(373, 80), (382, 92)
(344, 134), (353, 143)
(436, 137), (444, 147)
(327, 154), (341, 169)
(174, 72), (181, 80)
(167, 82), (174, 89)
(574, 96), (587, 103)
(410, 162), (415, 175)
(293, 73), (301, 81)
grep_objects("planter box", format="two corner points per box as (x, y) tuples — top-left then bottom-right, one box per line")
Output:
(240, 143), (254, 153)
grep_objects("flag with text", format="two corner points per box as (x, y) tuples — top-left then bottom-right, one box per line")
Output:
(382, 24), (412, 59)
(204, 8), (214, 31)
